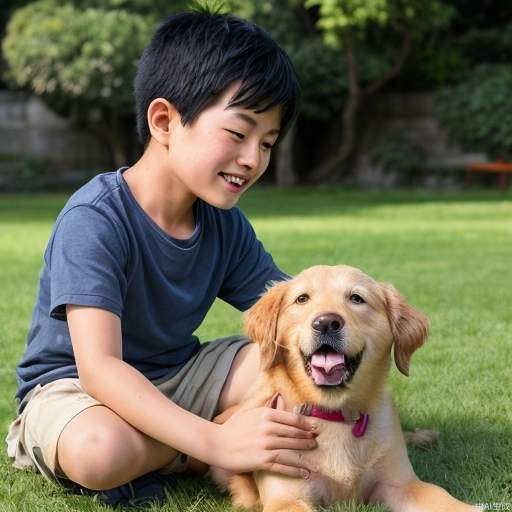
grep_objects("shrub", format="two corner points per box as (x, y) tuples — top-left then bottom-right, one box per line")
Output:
(436, 64), (512, 160)
(459, 24), (512, 65)
(2, 0), (152, 109)
(371, 130), (425, 174)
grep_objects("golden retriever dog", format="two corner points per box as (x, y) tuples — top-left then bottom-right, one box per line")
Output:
(211, 265), (480, 512)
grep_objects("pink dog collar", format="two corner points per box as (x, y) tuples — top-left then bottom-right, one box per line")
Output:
(309, 405), (369, 438)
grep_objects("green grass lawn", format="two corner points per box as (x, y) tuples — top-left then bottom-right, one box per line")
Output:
(1, 187), (511, 511)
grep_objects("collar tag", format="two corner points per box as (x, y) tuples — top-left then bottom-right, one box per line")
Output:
(352, 413), (369, 438)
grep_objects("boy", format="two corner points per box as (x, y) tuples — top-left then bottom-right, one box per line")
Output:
(6, 8), (319, 507)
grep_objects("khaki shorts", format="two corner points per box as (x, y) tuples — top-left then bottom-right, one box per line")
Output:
(6, 335), (250, 484)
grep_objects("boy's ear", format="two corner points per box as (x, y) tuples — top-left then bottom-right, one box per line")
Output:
(147, 98), (180, 145)
(381, 283), (429, 376)
(244, 281), (288, 370)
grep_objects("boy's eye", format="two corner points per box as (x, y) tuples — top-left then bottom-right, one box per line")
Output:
(226, 129), (244, 140)
(262, 142), (274, 151)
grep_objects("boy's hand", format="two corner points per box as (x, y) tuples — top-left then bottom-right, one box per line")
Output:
(212, 394), (319, 478)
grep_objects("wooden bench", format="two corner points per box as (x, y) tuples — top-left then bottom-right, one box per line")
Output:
(466, 161), (512, 191)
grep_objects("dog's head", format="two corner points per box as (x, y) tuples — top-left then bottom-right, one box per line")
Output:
(245, 265), (429, 407)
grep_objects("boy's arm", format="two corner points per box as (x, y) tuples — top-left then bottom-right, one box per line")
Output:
(66, 305), (318, 477)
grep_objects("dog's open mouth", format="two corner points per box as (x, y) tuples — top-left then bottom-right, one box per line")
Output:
(303, 345), (363, 387)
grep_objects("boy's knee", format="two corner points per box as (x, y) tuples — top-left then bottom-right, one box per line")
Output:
(58, 425), (142, 490)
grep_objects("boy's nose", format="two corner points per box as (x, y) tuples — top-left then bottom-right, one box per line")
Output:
(236, 143), (260, 171)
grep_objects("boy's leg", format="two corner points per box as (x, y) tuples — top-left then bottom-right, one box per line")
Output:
(57, 342), (261, 489)
(217, 342), (260, 413)
(56, 405), (180, 489)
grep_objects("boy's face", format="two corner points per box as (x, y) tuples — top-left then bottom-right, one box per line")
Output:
(164, 84), (281, 209)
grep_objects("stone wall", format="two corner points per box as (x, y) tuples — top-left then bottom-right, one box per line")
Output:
(0, 91), (111, 174)
(0, 90), (488, 188)
(354, 93), (486, 187)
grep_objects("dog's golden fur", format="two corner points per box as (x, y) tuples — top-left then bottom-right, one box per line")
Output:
(211, 265), (480, 512)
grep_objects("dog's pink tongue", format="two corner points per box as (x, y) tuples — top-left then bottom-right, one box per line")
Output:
(311, 351), (345, 386)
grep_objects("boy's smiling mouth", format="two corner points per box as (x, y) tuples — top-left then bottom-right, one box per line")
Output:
(219, 172), (247, 188)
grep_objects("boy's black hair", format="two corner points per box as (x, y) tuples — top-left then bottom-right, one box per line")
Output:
(134, 10), (299, 144)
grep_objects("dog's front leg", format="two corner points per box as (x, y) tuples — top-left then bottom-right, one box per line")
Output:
(256, 471), (316, 512)
(368, 479), (482, 512)
(261, 498), (313, 512)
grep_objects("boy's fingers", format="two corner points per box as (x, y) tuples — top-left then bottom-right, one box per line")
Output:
(266, 436), (317, 451)
(269, 408), (319, 432)
(275, 394), (286, 410)
(266, 449), (317, 475)
(270, 424), (317, 440)
(266, 392), (279, 408)
(265, 463), (312, 480)
(267, 463), (311, 480)
(266, 392), (285, 410)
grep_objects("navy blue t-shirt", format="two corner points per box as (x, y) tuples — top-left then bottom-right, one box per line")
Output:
(15, 168), (287, 406)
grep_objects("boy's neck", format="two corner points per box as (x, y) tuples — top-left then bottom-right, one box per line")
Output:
(123, 142), (197, 240)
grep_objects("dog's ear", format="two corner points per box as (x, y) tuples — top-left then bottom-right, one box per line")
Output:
(244, 281), (288, 370)
(381, 283), (429, 376)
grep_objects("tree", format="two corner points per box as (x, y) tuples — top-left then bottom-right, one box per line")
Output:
(304, 0), (455, 182)
(225, 0), (346, 185)
(2, 0), (188, 166)
(2, 0), (457, 181)
(225, 1), (456, 185)
(0, 0), (33, 88)
(437, 64), (512, 161)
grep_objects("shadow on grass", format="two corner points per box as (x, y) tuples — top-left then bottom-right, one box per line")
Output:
(407, 417), (512, 505)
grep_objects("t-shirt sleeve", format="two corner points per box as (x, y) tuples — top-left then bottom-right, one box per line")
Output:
(47, 205), (128, 320)
(218, 209), (289, 311)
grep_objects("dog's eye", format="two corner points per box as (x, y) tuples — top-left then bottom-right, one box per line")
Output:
(350, 293), (365, 305)
(295, 294), (310, 305)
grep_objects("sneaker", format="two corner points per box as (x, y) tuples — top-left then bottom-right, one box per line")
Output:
(62, 471), (177, 508)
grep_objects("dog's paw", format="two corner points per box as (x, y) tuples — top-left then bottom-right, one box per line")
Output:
(208, 466), (233, 489)
(404, 429), (440, 449)
(229, 474), (260, 510)
(263, 498), (313, 512)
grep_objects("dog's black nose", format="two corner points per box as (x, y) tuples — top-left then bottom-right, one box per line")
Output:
(312, 313), (344, 335)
